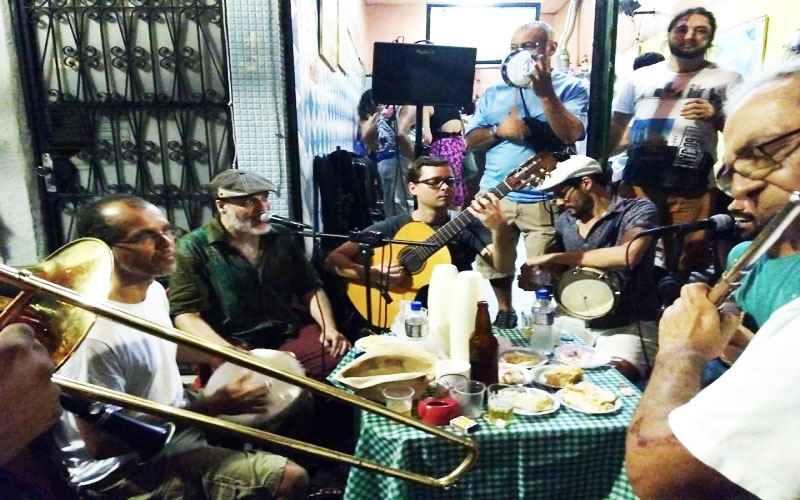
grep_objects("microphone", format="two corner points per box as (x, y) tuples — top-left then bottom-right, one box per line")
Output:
(637, 214), (734, 238)
(259, 213), (312, 230)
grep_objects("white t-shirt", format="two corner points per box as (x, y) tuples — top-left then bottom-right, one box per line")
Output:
(612, 61), (740, 189)
(669, 297), (800, 500)
(56, 282), (185, 486)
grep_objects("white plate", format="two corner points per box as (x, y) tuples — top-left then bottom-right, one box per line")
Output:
(354, 335), (405, 351)
(554, 345), (611, 369)
(503, 386), (560, 416)
(498, 362), (534, 385)
(529, 365), (584, 389)
(556, 388), (622, 415)
(498, 347), (548, 369)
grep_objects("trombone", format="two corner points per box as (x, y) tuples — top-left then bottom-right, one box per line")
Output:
(0, 238), (477, 488)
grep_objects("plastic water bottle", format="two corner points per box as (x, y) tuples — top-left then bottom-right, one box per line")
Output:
(404, 301), (429, 341)
(531, 289), (556, 354)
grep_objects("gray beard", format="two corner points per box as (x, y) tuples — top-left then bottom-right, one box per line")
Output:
(222, 212), (270, 235)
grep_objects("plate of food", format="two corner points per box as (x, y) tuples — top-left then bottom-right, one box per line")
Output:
(503, 386), (560, 416)
(556, 381), (621, 414)
(530, 364), (584, 389)
(554, 345), (611, 369)
(354, 335), (405, 351)
(499, 347), (548, 369)
(498, 362), (534, 385)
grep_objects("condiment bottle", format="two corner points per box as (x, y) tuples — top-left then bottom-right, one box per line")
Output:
(469, 301), (498, 385)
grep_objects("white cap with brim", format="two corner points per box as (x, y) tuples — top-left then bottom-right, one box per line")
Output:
(536, 155), (603, 192)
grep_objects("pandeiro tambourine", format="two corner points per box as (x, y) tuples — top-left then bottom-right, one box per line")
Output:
(501, 49), (537, 88)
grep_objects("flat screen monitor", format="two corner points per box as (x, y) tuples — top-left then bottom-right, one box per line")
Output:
(372, 42), (477, 106)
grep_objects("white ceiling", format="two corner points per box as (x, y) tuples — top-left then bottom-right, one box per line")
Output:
(364, 0), (569, 15)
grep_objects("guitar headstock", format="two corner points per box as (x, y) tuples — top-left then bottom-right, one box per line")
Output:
(505, 150), (567, 190)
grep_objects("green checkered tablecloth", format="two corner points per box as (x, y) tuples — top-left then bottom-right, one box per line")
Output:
(328, 328), (641, 500)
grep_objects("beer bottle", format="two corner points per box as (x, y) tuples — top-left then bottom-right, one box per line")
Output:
(469, 301), (498, 385)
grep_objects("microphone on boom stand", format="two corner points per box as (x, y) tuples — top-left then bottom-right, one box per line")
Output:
(259, 213), (313, 231)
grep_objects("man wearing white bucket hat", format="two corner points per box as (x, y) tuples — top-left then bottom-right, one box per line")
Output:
(520, 155), (660, 381)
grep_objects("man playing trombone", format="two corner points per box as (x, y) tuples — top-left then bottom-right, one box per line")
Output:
(56, 195), (309, 499)
(0, 323), (70, 499)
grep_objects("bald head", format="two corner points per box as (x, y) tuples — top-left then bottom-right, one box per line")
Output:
(77, 195), (156, 246)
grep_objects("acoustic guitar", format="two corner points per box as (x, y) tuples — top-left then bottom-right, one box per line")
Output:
(347, 152), (562, 329)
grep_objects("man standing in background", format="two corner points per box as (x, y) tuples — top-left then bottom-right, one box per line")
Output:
(610, 7), (740, 280)
(466, 21), (589, 328)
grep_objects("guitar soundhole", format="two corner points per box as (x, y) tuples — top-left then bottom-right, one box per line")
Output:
(400, 249), (424, 274)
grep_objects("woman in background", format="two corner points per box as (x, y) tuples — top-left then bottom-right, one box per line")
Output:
(358, 90), (415, 216)
(423, 105), (468, 210)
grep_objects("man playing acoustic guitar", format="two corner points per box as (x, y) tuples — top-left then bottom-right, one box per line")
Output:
(324, 156), (512, 323)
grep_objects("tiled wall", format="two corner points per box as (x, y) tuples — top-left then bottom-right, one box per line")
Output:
(227, 0), (364, 223)
(226, 0), (291, 214)
(290, 0), (365, 225)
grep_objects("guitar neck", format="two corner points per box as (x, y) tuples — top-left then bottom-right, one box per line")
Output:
(404, 183), (513, 263)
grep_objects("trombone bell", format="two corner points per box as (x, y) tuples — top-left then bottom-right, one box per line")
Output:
(0, 238), (113, 368)
(0, 238), (478, 488)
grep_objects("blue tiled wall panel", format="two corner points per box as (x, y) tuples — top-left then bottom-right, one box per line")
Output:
(228, 0), (364, 225)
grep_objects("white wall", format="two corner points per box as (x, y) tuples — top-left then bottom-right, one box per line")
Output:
(0, 2), (43, 265)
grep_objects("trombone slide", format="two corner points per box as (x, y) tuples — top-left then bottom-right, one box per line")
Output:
(0, 247), (477, 488)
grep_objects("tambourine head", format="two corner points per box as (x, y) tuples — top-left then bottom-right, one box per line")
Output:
(555, 267), (620, 319)
(501, 49), (535, 89)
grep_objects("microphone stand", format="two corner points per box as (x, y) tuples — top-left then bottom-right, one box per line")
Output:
(288, 227), (438, 334)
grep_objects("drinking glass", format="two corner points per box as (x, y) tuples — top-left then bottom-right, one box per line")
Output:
(486, 383), (516, 428)
(450, 380), (486, 418)
(382, 386), (415, 418)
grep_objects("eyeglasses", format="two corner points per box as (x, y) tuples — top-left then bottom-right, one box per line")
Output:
(115, 227), (180, 246)
(551, 184), (577, 200)
(716, 127), (800, 196)
(416, 177), (456, 189)
(511, 39), (548, 53)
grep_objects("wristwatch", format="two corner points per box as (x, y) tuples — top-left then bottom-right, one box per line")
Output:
(489, 124), (499, 138)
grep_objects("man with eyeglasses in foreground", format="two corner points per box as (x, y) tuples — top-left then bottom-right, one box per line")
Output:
(169, 169), (350, 381)
(626, 59), (800, 500)
(701, 124), (800, 387)
(518, 155), (659, 382)
(466, 21), (588, 329)
(56, 194), (309, 498)
(325, 156), (512, 305)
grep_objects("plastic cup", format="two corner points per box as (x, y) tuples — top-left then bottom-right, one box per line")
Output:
(382, 386), (415, 417)
(486, 383), (515, 428)
(434, 359), (471, 380)
(450, 380), (486, 418)
(435, 373), (469, 398)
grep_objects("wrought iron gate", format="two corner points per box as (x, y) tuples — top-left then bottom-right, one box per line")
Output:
(11, 0), (234, 250)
